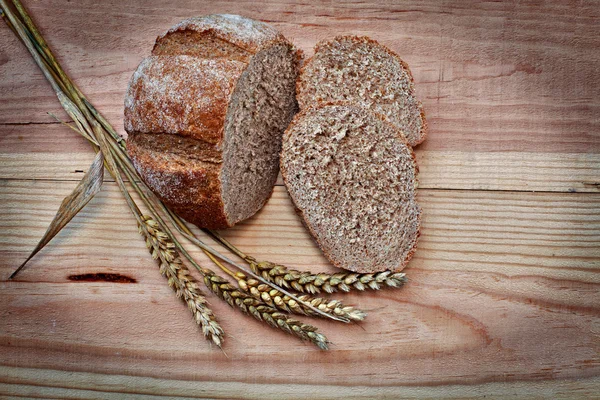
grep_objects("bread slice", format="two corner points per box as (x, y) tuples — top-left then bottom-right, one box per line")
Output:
(297, 36), (427, 147)
(125, 15), (300, 229)
(280, 104), (421, 273)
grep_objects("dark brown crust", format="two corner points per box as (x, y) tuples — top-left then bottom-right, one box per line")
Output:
(124, 56), (241, 229)
(153, 15), (288, 55)
(280, 103), (421, 273)
(296, 35), (427, 147)
(127, 133), (231, 229)
(152, 29), (254, 62)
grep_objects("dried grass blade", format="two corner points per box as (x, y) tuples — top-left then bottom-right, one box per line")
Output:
(47, 112), (98, 146)
(0, 0), (63, 98)
(56, 92), (96, 141)
(9, 151), (104, 279)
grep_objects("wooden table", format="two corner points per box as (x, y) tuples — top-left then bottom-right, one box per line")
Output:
(1, 1), (599, 398)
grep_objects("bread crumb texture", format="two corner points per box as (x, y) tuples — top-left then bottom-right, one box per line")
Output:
(298, 36), (426, 146)
(281, 104), (421, 273)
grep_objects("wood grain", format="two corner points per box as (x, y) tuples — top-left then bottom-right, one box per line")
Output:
(1, 0), (599, 397)
(1, 124), (599, 192)
(1, 182), (599, 398)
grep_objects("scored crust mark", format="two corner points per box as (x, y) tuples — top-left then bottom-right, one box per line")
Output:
(280, 104), (421, 273)
(128, 133), (223, 164)
(297, 35), (427, 147)
(153, 14), (285, 57)
(153, 30), (253, 62)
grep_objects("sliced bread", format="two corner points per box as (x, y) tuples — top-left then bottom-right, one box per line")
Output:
(280, 104), (421, 273)
(125, 15), (300, 229)
(297, 36), (427, 147)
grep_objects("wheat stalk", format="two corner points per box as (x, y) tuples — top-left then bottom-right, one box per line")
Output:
(140, 216), (224, 348)
(205, 231), (408, 294)
(202, 268), (329, 350)
(247, 258), (407, 294)
(236, 273), (366, 322)
(2, 0), (383, 351)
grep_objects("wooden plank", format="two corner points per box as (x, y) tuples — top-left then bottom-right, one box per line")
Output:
(0, 366), (599, 400)
(1, 181), (598, 396)
(2, 182), (599, 277)
(1, 0), (599, 154)
(1, 124), (599, 192)
(1, 0), (599, 396)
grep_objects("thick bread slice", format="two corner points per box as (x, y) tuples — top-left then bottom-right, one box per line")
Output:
(125, 15), (300, 229)
(280, 104), (421, 273)
(297, 36), (427, 147)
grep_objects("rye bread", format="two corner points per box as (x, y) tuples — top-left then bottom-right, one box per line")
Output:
(297, 36), (427, 147)
(280, 104), (421, 273)
(125, 15), (301, 229)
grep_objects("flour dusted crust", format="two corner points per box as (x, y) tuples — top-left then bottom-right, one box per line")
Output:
(155, 14), (286, 55)
(125, 15), (300, 229)
(125, 56), (245, 144)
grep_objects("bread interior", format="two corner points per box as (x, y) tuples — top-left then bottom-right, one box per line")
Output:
(299, 37), (424, 146)
(220, 43), (298, 224)
(281, 105), (420, 271)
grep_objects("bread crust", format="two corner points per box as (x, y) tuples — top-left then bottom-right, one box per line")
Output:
(125, 56), (245, 144)
(127, 134), (230, 229)
(154, 14), (286, 56)
(296, 35), (427, 147)
(125, 15), (301, 229)
(280, 103), (421, 273)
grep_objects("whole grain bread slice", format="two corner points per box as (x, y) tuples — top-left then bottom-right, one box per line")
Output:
(280, 103), (421, 273)
(297, 36), (427, 147)
(125, 15), (301, 229)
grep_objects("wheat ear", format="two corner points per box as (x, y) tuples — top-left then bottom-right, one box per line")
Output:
(140, 216), (224, 348)
(204, 232), (407, 294)
(202, 268), (329, 350)
(236, 273), (366, 322)
(247, 258), (407, 294)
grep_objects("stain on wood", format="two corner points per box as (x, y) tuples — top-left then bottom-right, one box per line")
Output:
(67, 273), (137, 283)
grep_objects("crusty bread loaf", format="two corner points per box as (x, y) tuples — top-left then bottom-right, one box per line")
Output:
(297, 36), (427, 147)
(125, 15), (301, 229)
(280, 104), (421, 273)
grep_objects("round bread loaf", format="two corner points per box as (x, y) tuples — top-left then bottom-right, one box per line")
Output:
(281, 103), (421, 273)
(125, 15), (301, 229)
